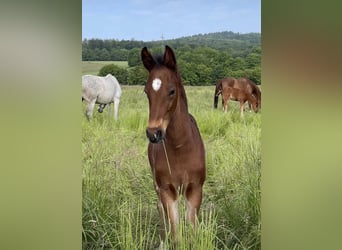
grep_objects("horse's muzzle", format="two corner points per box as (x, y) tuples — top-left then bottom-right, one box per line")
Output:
(146, 127), (164, 144)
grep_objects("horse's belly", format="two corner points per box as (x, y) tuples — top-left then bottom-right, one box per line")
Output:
(96, 94), (114, 104)
(230, 96), (238, 101)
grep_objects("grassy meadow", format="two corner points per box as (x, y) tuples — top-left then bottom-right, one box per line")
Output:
(82, 61), (128, 75)
(82, 86), (261, 249)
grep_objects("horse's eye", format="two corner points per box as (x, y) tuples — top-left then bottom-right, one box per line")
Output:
(169, 89), (175, 97)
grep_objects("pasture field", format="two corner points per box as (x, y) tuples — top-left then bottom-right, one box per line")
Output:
(82, 61), (128, 75)
(82, 86), (261, 249)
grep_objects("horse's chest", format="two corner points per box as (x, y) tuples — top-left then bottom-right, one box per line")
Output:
(152, 148), (203, 184)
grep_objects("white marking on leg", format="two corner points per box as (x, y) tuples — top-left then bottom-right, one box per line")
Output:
(86, 99), (96, 120)
(168, 199), (179, 243)
(186, 199), (193, 222)
(158, 240), (165, 250)
(114, 97), (120, 120)
(152, 78), (162, 91)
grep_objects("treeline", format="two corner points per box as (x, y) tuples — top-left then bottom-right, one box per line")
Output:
(83, 31), (261, 85)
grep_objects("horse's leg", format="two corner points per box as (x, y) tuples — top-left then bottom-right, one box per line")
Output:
(222, 94), (226, 112)
(86, 99), (96, 120)
(240, 101), (245, 117)
(157, 198), (167, 246)
(159, 186), (179, 246)
(224, 96), (230, 113)
(248, 101), (252, 112)
(113, 96), (120, 120)
(185, 183), (203, 227)
(107, 104), (111, 118)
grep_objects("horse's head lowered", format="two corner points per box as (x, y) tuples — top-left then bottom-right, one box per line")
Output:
(141, 46), (181, 144)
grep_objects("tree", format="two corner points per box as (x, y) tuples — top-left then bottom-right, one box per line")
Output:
(246, 52), (261, 68)
(127, 48), (141, 67)
(178, 60), (198, 85)
(127, 65), (148, 85)
(195, 64), (212, 85)
(245, 67), (261, 85)
(229, 57), (246, 71)
(110, 49), (128, 61)
(99, 48), (110, 61)
(82, 48), (90, 61)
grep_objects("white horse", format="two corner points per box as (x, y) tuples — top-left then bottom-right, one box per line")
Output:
(82, 74), (122, 120)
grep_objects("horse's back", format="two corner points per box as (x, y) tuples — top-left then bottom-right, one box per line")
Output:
(238, 78), (259, 93)
(82, 74), (121, 103)
(221, 77), (236, 88)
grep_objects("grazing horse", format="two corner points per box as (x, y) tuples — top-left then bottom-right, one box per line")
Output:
(214, 77), (261, 111)
(82, 74), (122, 120)
(221, 87), (258, 116)
(141, 46), (206, 247)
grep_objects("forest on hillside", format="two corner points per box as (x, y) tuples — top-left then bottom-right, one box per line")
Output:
(82, 31), (261, 85)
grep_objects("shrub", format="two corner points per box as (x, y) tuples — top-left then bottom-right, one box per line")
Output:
(98, 64), (128, 84)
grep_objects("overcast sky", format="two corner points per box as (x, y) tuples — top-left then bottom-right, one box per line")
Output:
(82, 0), (261, 41)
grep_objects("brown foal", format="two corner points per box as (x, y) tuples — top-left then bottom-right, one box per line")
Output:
(141, 45), (206, 247)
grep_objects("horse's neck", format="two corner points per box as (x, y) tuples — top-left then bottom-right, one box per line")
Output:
(165, 91), (192, 147)
(246, 93), (256, 104)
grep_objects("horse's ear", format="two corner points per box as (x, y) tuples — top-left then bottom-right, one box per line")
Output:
(141, 47), (156, 72)
(163, 45), (177, 70)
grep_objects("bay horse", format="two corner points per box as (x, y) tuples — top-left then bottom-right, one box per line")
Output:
(221, 87), (258, 116)
(214, 77), (261, 111)
(141, 46), (206, 247)
(82, 74), (122, 120)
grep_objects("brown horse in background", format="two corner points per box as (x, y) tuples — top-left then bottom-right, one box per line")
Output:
(221, 87), (258, 116)
(214, 77), (261, 112)
(141, 46), (206, 247)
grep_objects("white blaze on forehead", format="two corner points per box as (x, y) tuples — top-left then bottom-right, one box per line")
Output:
(152, 78), (162, 91)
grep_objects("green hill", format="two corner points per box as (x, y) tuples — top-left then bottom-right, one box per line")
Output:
(82, 31), (261, 61)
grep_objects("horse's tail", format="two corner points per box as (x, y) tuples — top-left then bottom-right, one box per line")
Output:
(214, 80), (222, 109)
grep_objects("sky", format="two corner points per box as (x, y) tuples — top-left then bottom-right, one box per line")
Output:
(82, 0), (261, 41)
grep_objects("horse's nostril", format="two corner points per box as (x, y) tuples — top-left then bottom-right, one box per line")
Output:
(146, 128), (164, 144)
(157, 130), (162, 138)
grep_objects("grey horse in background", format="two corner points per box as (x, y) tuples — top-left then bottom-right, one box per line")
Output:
(82, 74), (122, 120)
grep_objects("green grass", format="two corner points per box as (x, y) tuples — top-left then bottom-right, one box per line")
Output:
(82, 86), (261, 249)
(82, 61), (128, 75)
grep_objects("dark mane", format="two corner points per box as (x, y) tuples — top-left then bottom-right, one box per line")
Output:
(155, 55), (165, 65)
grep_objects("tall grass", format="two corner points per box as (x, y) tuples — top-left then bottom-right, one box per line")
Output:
(82, 86), (261, 249)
